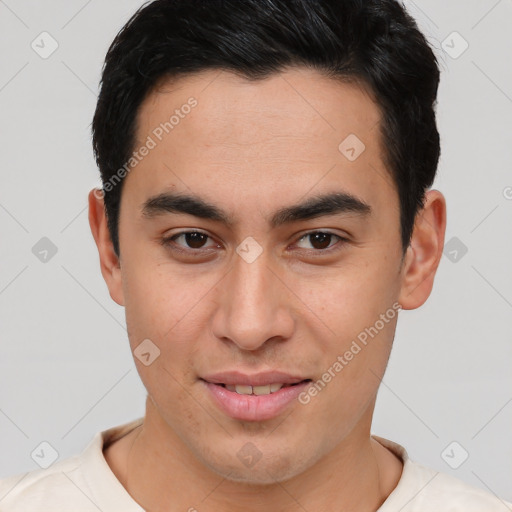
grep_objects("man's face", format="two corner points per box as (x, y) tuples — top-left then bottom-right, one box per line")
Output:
(113, 68), (408, 482)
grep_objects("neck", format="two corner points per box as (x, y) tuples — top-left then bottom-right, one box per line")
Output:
(108, 398), (403, 512)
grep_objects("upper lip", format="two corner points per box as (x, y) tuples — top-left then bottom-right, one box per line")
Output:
(201, 371), (309, 387)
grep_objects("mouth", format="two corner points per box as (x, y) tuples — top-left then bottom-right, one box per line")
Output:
(214, 380), (312, 395)
(200, 375), (313, 421)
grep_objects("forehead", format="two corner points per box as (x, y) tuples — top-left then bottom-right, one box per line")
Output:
(125, 67), (396, 221)
(136, 67), (381, 151)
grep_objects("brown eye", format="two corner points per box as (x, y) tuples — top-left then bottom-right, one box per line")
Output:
(162, 231), (217, 251)
(295, 231), (342, 251)
(181, 232), (208, 249)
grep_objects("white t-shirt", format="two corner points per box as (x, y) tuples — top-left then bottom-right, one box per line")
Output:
(1, 417), (510, 511)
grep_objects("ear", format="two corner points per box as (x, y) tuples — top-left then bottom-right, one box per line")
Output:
(398, 189), (447, 310)
(88, 188), (125, 306)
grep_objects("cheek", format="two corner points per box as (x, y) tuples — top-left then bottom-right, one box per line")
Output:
(144, 369), (206, 441)
(298, 322), (395, 443)
(121, 255), (211, 386)
(293, 257), (399, 416)
(298, 258), (399, 342)
(121, 254), (212, 346)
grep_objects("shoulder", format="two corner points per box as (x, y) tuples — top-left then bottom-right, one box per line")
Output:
(405, 461), (512, 511)
(0, 453), (90, 511)
(374, 435), (512, 512)
(0, 418), (144, 512)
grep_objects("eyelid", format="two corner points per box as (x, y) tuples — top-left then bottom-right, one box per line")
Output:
(161, 230), (220, 253)
(290, 230), (348, 253)
(162, 229), (349, 255)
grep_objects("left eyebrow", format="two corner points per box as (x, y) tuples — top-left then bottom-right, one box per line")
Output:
(269, 191), (371, 227)
(140, 190), (372, 227)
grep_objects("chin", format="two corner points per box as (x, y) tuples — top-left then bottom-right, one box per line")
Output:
(213, 463), (300, 486)
(198, 445), (313, 485)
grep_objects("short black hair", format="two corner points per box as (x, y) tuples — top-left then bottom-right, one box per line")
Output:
(92, 0), (441, 258)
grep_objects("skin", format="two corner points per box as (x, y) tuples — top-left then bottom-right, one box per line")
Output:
(88, 67), (446, 511)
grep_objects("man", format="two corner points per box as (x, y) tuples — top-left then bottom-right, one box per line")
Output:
(1, 0), (510, 510)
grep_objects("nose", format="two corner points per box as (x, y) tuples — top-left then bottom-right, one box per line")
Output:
(211, 248), (295, 351)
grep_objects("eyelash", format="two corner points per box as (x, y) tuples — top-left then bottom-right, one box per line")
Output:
(161, 230), (348, 257)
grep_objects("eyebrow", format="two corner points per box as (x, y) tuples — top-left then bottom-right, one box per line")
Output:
(141, 190), (371, 228)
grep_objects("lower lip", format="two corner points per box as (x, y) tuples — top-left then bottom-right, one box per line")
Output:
(202, 380), (311, 422)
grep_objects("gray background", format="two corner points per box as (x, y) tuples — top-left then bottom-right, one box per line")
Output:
(0, 0), (511, 503)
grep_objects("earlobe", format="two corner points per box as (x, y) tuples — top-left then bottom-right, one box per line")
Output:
(88, 188), (125, 307)
(398, 189), (447, 310)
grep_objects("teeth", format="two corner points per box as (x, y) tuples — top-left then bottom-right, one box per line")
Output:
(228, 383), (286, 395)
(234, 384), (253, 395)
(253, 385), (271, 395)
